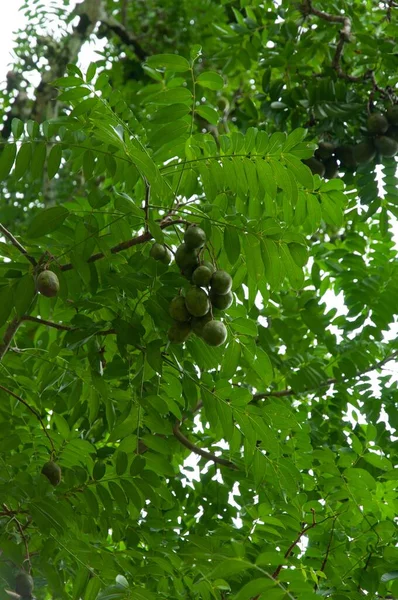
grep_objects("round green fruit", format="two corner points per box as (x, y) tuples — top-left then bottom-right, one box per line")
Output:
(175, 243), (199, 270)
(191, 312), (213, 337)
(15, 571), (34, 596)
(168, 321), (191, 344)
(202, 320), (228, 347)
(210, 290), (233, 310)
(36, 270), (59, 298)
(192, 265), (213, 287)
(323, 157), (339, 179)
(184, 225), (206, 250)
(315, 142), (335, 161)
(202, 261), (216, 274)
(353, 140), (376, 164)
(367, 113), (389, 134)
(169, 296), (191, 322)
(211, 270), (232, 295)
(335, 145), (357, 169)
(386, 126), (398, 142)
(303, 157), (325, 177)
(386, 105), (398, 126)
(185, 286), (210, 317)
(149, 243), (171, 264)
(41, 460), (62, 486)
(374, 136), (398, 157)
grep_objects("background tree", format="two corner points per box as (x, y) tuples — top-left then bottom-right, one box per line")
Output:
(0, 1), (397, 599)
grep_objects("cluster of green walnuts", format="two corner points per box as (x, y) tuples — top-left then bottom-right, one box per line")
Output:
(150, 225), (233, 347)
(305, 105), (398, 178)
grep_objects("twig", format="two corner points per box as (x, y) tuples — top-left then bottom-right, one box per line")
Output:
(0, 319), (21, 361)
(272, 510), (317, 579)
(14, 516), (31, 571)
(144, 181), (150, 233)
(300, 1), (384, 88)
(253, 350), (398, 401)
(0, 384), (55, 454)
(0, 223), (37, 266)
(99, 15), (147, 61)
(172, 421), (238, 470)
(315, 517), (336, 589)
(21, 315), (115, 336)
(60, 218), (188, 271)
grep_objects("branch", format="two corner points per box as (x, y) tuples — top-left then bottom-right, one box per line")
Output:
(0, 223), (37, 266)
(316, 517), (336, 587)
(272, 510), (317, 579)
(99, 14), (147, 61)
(172, 421), (238, 470)
(253, 350), (398, 401)
(301, 1), (382, 87)
(0, 384), (55, 454)
(59, 218), (188, 271)
(21, 315), (115, 336)
(144, 181), (150, 233)
(0, 319), (21, 361)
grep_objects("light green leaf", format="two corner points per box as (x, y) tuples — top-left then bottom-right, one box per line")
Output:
(196, 71), (224, 90)
(146, 53), (191, 72)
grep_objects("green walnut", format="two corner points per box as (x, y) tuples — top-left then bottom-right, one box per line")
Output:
(169, 296), (191, 322)
(335, 145), (357, 169)
(184, 225), (206, 250)
(15, 571), (34, 597)
(175, 243), (199, 271)
(36, 270), (59, 298)
(210, 290), (233, 310)
(386, 105), (398, 126)
(303, 158), (325, 177)
(192, 265), (213, 287)
(191, 312), (213, 337)
(202, 320), (228, 347)
(353, 140), (376, 164)
(41, 460), (62, 486)
(149, 243), (171, 264)
(315, 141), (335, 161)
(374, 136), (398, 157)
(323, 157), (339, 179)
(210, 270), (232, 295)
(367, 112), (389, 134)
(387, 126), (398, 142)
(167, 321), (191, 344)
(185, 286), (210, 317)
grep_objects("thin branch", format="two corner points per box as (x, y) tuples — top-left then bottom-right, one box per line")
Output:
(315, 517), (336, 589)
(13, 515), (31, 571)
(253, 350), (398, 401)
(0, 223), (37, 266)
(59, 217), (188, 271)
(144, 181), (150, 233)
(172, 421), (238, 470)
(21, 315), (115, 336)
(99, 14), (147, 61)
(300, 1), (384, 88)
(272, 510), (317, 579)
(0, 384), (55, 454)
(0, 319), (21, 361)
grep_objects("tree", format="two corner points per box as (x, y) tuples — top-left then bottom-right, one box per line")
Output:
(0, 1), (397, 598)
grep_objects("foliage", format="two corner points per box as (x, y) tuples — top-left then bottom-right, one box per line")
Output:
(0, 1), (397, 599)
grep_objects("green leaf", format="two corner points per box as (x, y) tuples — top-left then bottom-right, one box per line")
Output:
(11, 118), (24, 139)
(146, 54), (191, 72)
(84, 578), (101, 600)
(26, 206), (69, 238)
(211, 559), (253, 579)
(47, 144), (62, 179)
(196, 71), (224, 90)
(224, 225), (241, 265)
(0, 285), (14, 328)
(363, 452), (392, 471)
(14, 143), (32, 179)
(196, 105), (219, 125)
(235, 578), (276, 600)
(0, 143), (17, 179)
(231, 318), (258, 336)
(261, 239), (282, 289)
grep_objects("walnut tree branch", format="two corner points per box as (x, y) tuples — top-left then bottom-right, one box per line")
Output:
(272, 510), (317, 579)
(59, 217), (188, 271)
(0, 384), (55, 454)
(253, 350), (398, 401)
(172, 421), (238, 470)
(0, 319), (21, 361)
(0, 223), (37, 267)
(21, 315), (115, 336)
